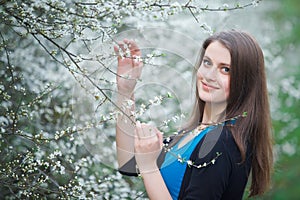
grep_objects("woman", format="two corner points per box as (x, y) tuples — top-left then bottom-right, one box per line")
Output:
(114, 30), (273, 199)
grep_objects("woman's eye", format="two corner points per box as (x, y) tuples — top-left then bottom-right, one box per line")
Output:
(203, 59), (211, 66)
(221, 66), (230, 74)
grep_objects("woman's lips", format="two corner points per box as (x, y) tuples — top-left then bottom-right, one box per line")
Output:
(201, 81), (219, 91)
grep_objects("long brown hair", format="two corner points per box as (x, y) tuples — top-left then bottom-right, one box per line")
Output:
(185, 30), (273, 197)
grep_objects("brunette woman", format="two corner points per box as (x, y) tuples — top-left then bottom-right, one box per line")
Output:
(114, 30), (273, 199)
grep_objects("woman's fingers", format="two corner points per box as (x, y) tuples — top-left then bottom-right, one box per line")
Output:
(113, 45), (119, 53)
(136, 121), (153, 139)
(115, 39), (141, 59)
(115, 39), (143, 95)
(118, 41), (126, 52)
(115, 39), (143, 69)
(134, 122), (162, 173)
(135, 122), (162, 152)
(113, 45), (121, 60)
(136, 122), (157, 140)
(135, 121), (143, 139)
(124, 39), (141, 57)
(155, 128), (163, 148)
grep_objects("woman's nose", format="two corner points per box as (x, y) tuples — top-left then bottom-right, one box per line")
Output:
(198, 67), (217, 81)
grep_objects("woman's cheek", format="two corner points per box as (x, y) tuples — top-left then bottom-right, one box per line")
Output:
(196, 68), (202, 79)
(224, 77), (230, 99)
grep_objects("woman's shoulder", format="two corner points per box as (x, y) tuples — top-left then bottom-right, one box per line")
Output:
(193, 126), (243, 164)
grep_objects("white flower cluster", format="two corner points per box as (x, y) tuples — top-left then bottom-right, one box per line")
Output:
(0, 0), (268, 198)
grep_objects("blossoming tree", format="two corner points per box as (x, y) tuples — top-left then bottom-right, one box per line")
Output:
(3, 0), (292, 199)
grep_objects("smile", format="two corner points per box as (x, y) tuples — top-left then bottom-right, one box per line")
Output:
(201, 81), (219, 90)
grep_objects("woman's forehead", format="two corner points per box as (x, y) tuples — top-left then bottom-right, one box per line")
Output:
(204, 41), (231, 65)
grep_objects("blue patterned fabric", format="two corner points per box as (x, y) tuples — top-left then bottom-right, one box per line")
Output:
(160, 126), (218, 199)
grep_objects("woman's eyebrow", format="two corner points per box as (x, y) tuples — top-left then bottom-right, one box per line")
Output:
(203, 55), (211, 60)
(203, 55), (230, 66)
(220, 62), (230, 66)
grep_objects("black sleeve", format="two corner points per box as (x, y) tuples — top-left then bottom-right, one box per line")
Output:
(118, 135), (176, 176)
(118, 156), (139, 176)
(180, 128), (247, 200)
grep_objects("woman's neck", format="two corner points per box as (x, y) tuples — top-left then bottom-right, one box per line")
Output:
(202, 102), (227, 124)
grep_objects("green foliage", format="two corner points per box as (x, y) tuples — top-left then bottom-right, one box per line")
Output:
(263, 0), (300, 199)
(270, 0), (300, 45)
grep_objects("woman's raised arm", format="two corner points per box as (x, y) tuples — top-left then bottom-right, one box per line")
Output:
(115, 40), (171, 199)
(115, 39), (143, 168)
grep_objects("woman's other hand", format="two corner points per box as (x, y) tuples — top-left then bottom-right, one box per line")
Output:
(135, 121), (163, 173)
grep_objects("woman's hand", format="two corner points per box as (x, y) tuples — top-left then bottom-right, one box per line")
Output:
(114, 39), (143, 97)
(135, 121), (163, 173)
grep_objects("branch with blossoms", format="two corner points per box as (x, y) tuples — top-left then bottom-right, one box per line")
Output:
(1, 0), (263, 120)
(0, 0), (263, 198)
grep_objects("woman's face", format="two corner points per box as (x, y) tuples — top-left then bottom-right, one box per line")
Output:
(197, 41), (231, 105)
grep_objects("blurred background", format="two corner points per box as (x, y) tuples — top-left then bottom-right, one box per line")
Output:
(0, 0), (299, 199)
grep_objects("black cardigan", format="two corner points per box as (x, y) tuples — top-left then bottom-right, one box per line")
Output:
(119, 126), (252, 200)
